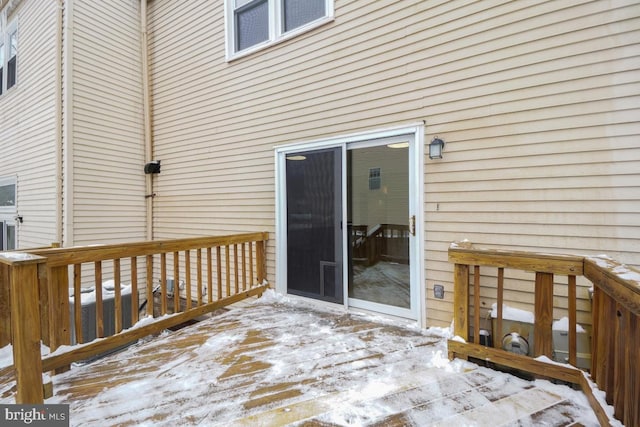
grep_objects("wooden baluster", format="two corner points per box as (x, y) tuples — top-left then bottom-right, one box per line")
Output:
(160, 253), (167, 315)
(207, 247), (213, 303)
(604, 296), (617, 405)
(38, 264), (50, 348)
(95, 261), (104, 338)
(145, 254), (153, 317)
(473, 265), (480, 345)
(73, 264), (83, 344)
(131, 256), (139, 324)
(114, 259), (122, 333)
(452, 263), (469, 341)
(495, 267), (504, 349)
(256, 238), (265, 285)
(613, 304), (625, 421)
(596, 294), (616, 404)
(197, 249), (203, 306)
(249, 241), (254, 286)
(234, 244), (239, 294)
(568, 275), (577, 367)
(534, 272), (553, 358)
(628, 313), (640, 426)
(173, 251), (180, 313)
(591, 286), (600, 382)
(185, 250), (191, 310)
(242, 243), (247, 291)
(216, 246), (222, 299)
(225, 245), (231, 296)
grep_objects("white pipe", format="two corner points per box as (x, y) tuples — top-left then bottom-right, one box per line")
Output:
(141, 0), (153, 241)
(62, 0), (74, 246)
(55, 0), (63, 245)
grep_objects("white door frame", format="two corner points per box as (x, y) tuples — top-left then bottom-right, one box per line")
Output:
(275, 123), (425, 325)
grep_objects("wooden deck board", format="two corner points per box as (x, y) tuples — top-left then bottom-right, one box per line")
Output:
(1, 299), (598, 426)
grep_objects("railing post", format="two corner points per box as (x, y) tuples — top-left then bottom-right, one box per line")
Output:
(256, 234), (267, 284)
(0, 253), (46, 404)
(534, 272), (553, 358)
(453, 263), (469, 341)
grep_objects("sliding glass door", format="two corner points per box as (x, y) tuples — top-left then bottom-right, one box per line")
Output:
(278, 129), (421, 320)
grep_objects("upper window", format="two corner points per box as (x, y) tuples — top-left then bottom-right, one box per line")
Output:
(6, 26), (16, 90)
(0, 176), (16, 209)
(226, 0), (333, 60)
(0, 16), (17, 95)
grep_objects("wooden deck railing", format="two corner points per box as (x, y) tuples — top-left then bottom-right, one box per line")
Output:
(0, 232), (269, 404)
(350, 223), (409, 266)
(585, 256), (640, 425)
(447, 242), (640, 426)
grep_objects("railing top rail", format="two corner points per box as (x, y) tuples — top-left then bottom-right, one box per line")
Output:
(25, 232), (269, 267)
(448, 241), (584, 276)
(585, 256), (640, 316)
(0, 252), (47, 266)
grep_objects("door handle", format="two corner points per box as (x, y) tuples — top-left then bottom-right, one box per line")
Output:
(410, 215), (416, 236)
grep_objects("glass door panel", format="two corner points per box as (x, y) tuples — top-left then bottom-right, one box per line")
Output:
(347, 144), (410, 309)
(286, 148), (343, 303)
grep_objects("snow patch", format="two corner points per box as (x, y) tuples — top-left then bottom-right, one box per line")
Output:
(69, 280), (133, 304)
(0, 343), (50, 369)
(552, 316), (586, 333)
(0, 252), (41, 261)
(490, 303), (535, 323)
(425, 325), (453, 339)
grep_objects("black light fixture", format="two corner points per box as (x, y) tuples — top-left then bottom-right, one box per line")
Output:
(144, 160), (161, 174)
(429, 137), (445, 159)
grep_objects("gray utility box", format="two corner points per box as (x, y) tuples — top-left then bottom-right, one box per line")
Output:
(492, 318), (535, 357)
(552, 330), (591, 370)
(69, 288), (132, 345)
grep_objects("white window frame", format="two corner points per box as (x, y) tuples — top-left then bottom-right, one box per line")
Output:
(0, 175), (16, 214)
(274, 123), (426, 326)
(224, 0), (334, 61)
(0, 176), (17, 250)
(0, 12), (17, 95)
(0, 219), (16, 250)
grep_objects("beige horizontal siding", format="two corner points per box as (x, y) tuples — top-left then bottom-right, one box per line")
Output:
(70, 0), (146, 245)
(0, 0), (59, 248)
(148, 0), (640, 328)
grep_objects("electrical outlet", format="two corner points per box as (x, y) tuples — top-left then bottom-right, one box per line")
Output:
(434, 284), (444, 299)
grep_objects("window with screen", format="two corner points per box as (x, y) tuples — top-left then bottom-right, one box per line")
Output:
(0, 17), (17, 95)
(227, 0), (333, 59)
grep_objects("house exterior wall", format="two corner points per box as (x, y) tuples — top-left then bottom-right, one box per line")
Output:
(65, 0), (146, 246)
(145, 0), (638, 327)
(0, 0), (59, 248)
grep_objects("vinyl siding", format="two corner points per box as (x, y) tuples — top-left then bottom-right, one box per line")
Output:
(147, 0), (640, 327)
(68, 0), (146, 245)
(0, 0), (59, 248)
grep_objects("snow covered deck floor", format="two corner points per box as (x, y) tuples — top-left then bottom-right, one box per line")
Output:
(23, 294), (597, 425)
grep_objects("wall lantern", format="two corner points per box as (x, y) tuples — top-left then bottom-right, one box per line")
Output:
(144, 160), (161, 174)
(428, 137), (445, 159)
